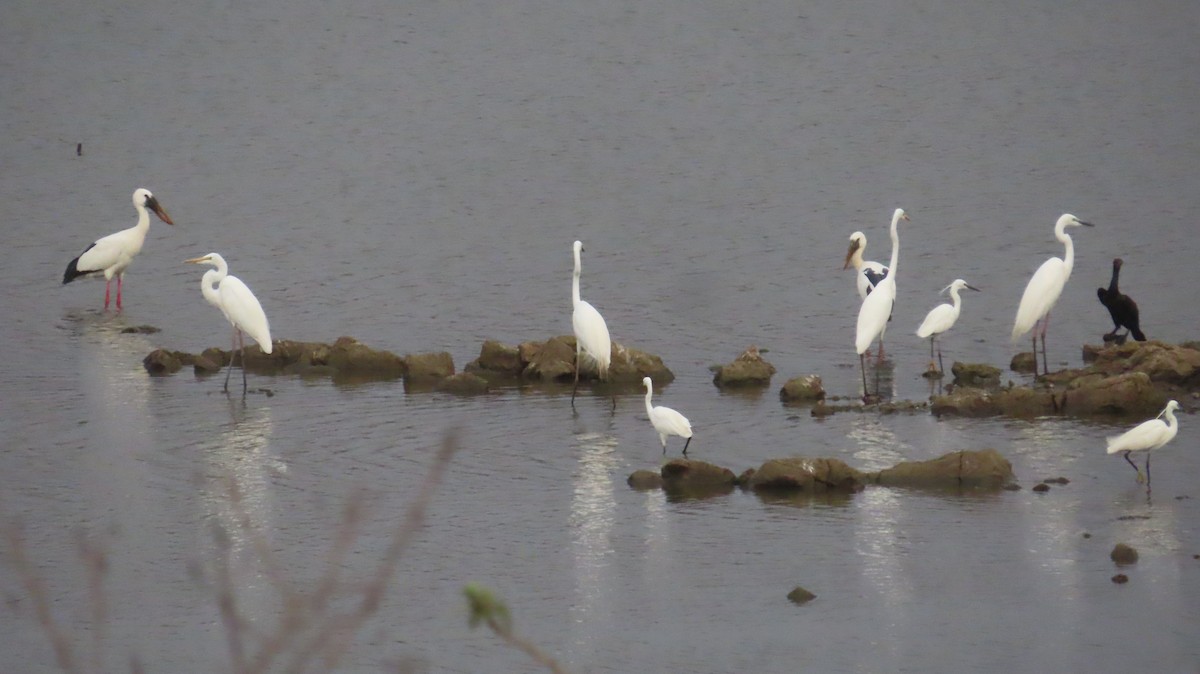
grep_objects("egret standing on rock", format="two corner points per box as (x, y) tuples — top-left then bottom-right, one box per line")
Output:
(855, 208), (908, 398)
(915, 279), (979, 374)
(643, 377), (693, 455)
(1011, 213), (1094, 377)
(843, 231), (889, 299)
(571, 241), (613, 409)
(185, 253), (273, 395)
(1097, 258), (1146, 342)
(1106, 400), (1180, 487)
(63, 188), (174, 310)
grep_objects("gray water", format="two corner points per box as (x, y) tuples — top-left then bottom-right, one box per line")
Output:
(3, 0), (1200, 671)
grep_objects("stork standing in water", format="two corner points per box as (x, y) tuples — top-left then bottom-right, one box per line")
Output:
(1097, 258), (1146, 342)
(855, 208), (908, 398)
(1011, 213), (1094, 376)
(63, 188), (174, 310)
(185, 253), (273, 395)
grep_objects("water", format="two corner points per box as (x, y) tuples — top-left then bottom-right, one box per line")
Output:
(2, 0), (1199, 671)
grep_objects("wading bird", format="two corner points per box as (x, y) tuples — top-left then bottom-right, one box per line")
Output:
(571, 241), (613, 409)
(1097, 258), (1145, 342)
(1106, 400), (1180, 487)
(643, 377), (693, 455)
(855, 208), (908, 398)
(63, 188), (174, 310)
(185, 253), (273, 395)
(1011, 213), (1094, 377)
(915, 279), (979, 374)
(843, 231), (889, 299)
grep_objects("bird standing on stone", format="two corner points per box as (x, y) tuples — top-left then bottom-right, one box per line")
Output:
(915, 278), (979, 374)
(1097, 258), (1146, 343)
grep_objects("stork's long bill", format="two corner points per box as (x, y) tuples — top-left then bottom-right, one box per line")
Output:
(148, 195), (174, 225)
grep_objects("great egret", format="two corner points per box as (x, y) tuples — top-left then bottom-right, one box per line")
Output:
(843, 231), (889, 299)
(643, 377), (693, 455)
(1097, 258), (1146, 342)
(855, 208), (908, 397)
(1011, 213), (1094, 376)
(915, 279), (979, 373)
(1106, 400), (1180, 486)
(185, 253), (273, 394)
(63, 188), (174, 310)
(571, 240), (613, 408)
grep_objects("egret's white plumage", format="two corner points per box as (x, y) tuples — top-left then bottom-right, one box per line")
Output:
(186, 252), (272, 394)
(1106, 400), (1180, 485)
(63, 188), (174, 310)
(855, 209), (907, 356)
(916, 278), (979, 372)
(643, 377), (693, 455)
(843, 231), (889, 299)
(1011, 213), (1093, 376)
(571, 240), (612, 407)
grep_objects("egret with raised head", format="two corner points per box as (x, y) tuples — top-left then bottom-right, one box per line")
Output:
(915, 279), (979, 374)
(571, 241), (613, 409)
(185, 253), (273, 395)
(855, 208), (908, 398)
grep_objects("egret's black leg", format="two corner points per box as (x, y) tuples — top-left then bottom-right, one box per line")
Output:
(570, 351), (580, 409)
(1123, 451), (1140, 477)
(223, 327), (237, 393)
(936, 339), (944, 374)
(240, 331), (248, 396)
(682, 437), (691, 456)
(860, 353), (869, 400)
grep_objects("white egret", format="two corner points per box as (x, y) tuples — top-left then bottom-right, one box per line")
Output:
(571, 240), (613, 408)
(915, 278), (979, 373)
(843, 231), (889, 299)
(63, 188), (174, 310)
(1106, 400), (1180, 486)
(185, 253), (273, 395)
(643, 377), (693, 455)
(1011, 213), (1094, 376)
(855, 208), (908, 397)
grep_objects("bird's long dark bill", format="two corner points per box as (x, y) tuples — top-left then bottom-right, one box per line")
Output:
(842, 243), (859, 270)
(967, 284), (982, 291)
(1079, 221), (1095, 227)
(148, 196), (174, 225)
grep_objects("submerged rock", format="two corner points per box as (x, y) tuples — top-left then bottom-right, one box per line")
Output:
(1059, 371), (1165, 416)
(1110, 543), (1139, 566)
(712, 346), (776, 388)
(329, 336), (408, 378)
(661, 459), (737, 487)
(627, 470), (664, 490)
(143, 349), (183, 375)
(403, 351), (455, 380)
(871, 449), (1014, 489)
(1010, 352), (1037, 373)
(518, 335), (673, 385)
(951, 362), (1002, 389)
(464, 340), (523, 379)
(437, 372), (489, 395)
(787, 586), (817, 605)
(780, 375), (826, 403)
(744, 457), (865, 493)
(145, 337), (408, 383)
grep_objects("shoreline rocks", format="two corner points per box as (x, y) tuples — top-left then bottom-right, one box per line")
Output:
(712, 346), (776, 388)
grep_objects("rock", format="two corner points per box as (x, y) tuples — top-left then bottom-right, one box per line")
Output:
(608, 343), (674, 384)
(1043, 477), (1070, 485)
(1032, 483), (1050, 492)
(780, 375), (825, 403)
(201, 347), (230, 366)
(1002, 484), (1021, 491)
(328, 337), (407, 379)
(1110, 543), (1139, 566)
(437, 372), (490, 394)
(1061, 371), (1166, 416)
(951, 362), (1002, 389)
(403, 351), (454, 380)
(464, 340), (523, 378)
(121, 325), (161, 334)
(1111, 574), (1129, 584)
(930, 386), (1057, 418)
(193, 355), (221, 374)
(627, 470), (664, 490)
(713, 346), (776, 388)
(921, 363), (943, 379)
(143, 349), (182, 375)
(522, 336), (577, 381)
(1011, 352), (1037, 373)
(872, 449), (1014, 488)
(745, 457), (865, 493)
(661, 459), (737, 486)
(787, 586), (816, 605)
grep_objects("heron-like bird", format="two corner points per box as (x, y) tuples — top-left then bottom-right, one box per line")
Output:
(855, 208), (908, 397)
(843, 231), (889, 299)
(571, 240), (612, 408)
(1106, 400), (1180, 486)
(185, 253), (273, 395)
(915, 279), (979, 374)
(1097, 258), (1145, 342)
(643, 377), (693, 455)
(63, 188), (174, 310)
(1011, 213), (1094, 376)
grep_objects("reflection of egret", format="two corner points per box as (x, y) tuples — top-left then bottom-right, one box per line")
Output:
(642, 377), (693, 456)
(185, 253), (273, 395)
(855, 209), (907, 399)
(568, 430), (619, 658)
(1107, 400), (1180, 486)
(63, 188), (174, 311)
(915, 279), (979, 373)
(1011, 213), (1094, 376)
(570, 241), (613, 409)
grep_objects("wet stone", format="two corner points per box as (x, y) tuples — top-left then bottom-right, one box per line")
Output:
(1111, 543), (1139, 566)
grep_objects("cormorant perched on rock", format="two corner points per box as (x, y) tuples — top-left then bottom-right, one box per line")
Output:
(1097, 258), (1146, 342)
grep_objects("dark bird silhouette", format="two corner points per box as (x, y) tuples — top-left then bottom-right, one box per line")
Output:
(1097, 258), (1146, 342)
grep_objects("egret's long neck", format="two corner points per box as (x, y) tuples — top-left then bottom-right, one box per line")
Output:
(949, 286), (963, 310)
(1057, 224), (1075, 278)
(886, 215), (900, 279)
(644, 387), (654, 416)
(1163, 407), (1177, 431)
(200, 269), (222, 308)
(572, 252), (582, 307)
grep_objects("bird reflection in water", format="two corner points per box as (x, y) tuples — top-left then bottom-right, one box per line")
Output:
(568, 428), (619, 655)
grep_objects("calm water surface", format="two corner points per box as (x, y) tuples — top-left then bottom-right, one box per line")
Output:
(2, 0), (1199, 671)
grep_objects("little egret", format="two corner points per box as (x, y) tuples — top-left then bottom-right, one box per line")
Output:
(915, 279), (979, 374)
(843, 231), (889, 299)
(1097, 258), (1145, 342)
(855, 208), (908, 397)
(1106, 400), (1180, 486)
(63, 188), (174, 310)
(1011, 213), (1094, 376)
(643, 377), (693, 455)
(571, 240), (613, 409)
(185, 253), (273, 395)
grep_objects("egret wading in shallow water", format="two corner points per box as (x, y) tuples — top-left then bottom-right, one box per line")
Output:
(63, 188), (174, 310)
(915, 279), (979, 374)
(570, 240), (613, 409)
(855, 208), (908, 398)
(1097, 258), (1145, 342)
(1106, 400), (1180, 487)
(643, 377), (693, 455)
(185, 253), (273, 395)
(1011, 213), (1094, 377)
(843, 231), (889, 299)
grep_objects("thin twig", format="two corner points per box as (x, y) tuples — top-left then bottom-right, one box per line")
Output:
(3, 521), (79, 674)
